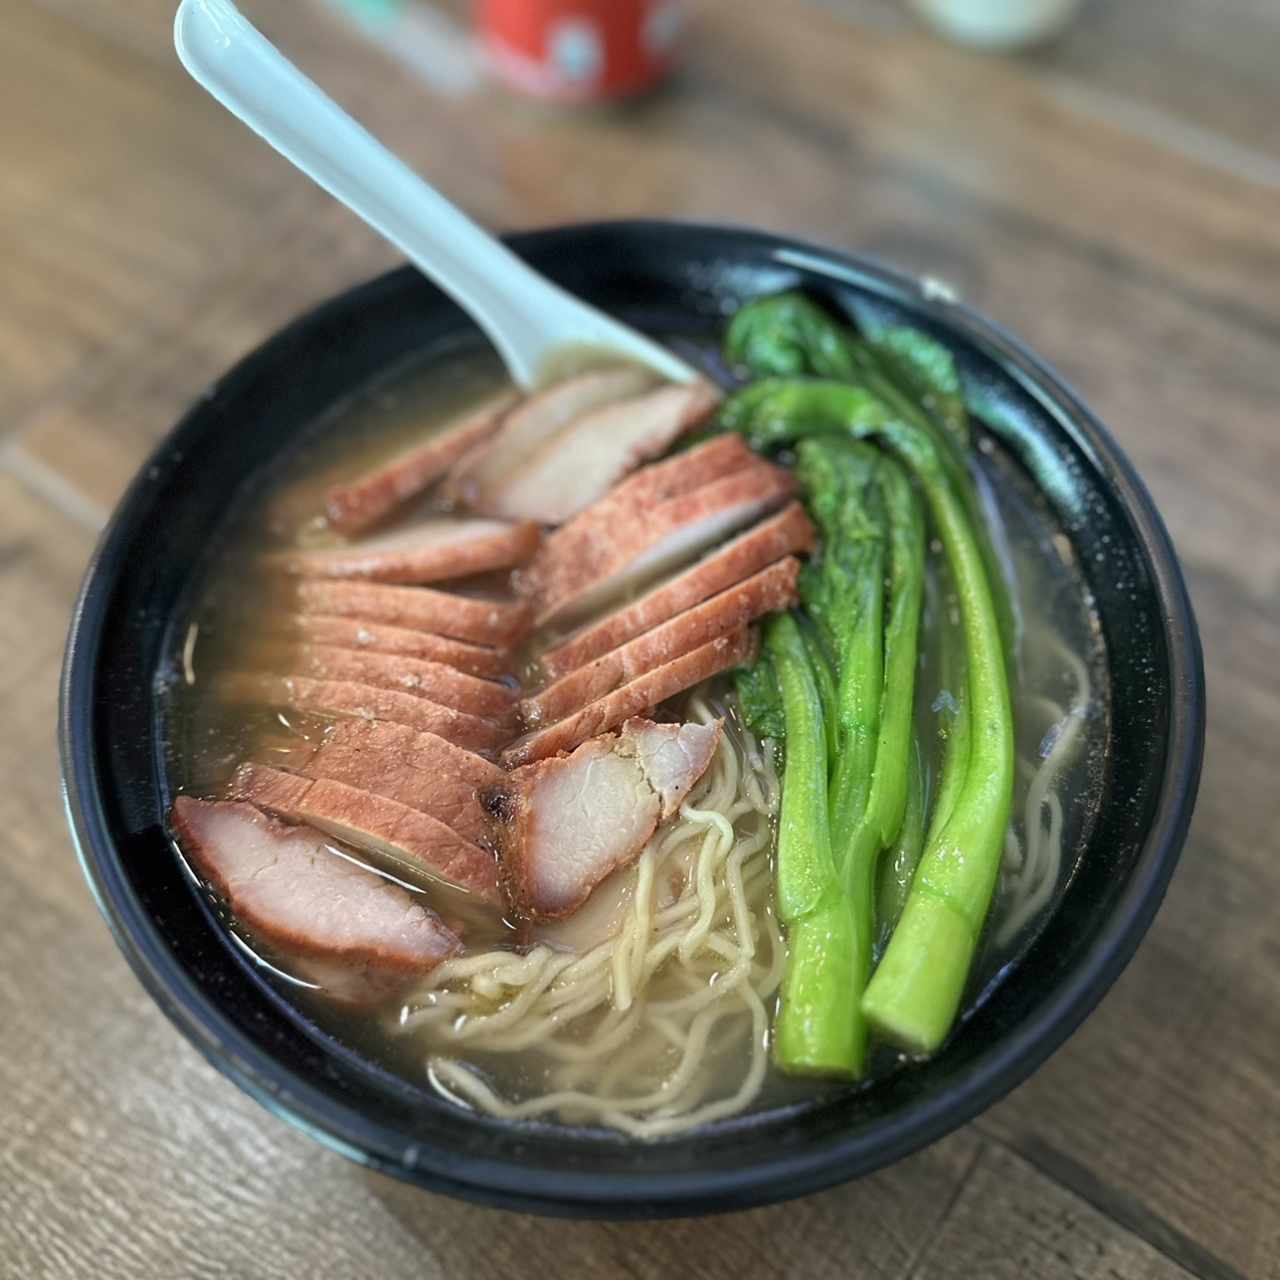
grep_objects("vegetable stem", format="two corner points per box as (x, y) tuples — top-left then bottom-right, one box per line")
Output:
(877, 739), (926, 942)
(774, 891), (859, 1077)
(863, 456), (927, 849)
(796, 613), (840, 764)
(766, 613), (860, 1076)
(925, 580), (972, 848)
(862, 454), (1013, 1052)
(766, 614), (837, 925)
(793, 439), (886, 850)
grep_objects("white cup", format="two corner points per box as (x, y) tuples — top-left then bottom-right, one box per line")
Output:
(911, 0), (1087, 50)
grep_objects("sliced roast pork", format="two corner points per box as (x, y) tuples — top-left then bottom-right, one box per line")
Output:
(585, 434), (757, 510)
(220, 673), (510, 755)
(229, 763), (501, 903)
(297, 719), (504, 846)
(501, 627), (756, 768)
(288, 614), (512, 678)
(445, 367), (655, 511)
(520, 455), (796, 626)
(481, 380), (722, 524)
(296, 579), (530, 647)
(325, 393), (515, 535)
(522, 557), (801, 727)
(275, 517), (540, 585)
(284, 643), (516, 724)
(540, 502), (815, 679)
(483, 718), (722, 919)
(170, 797), (462, 1004)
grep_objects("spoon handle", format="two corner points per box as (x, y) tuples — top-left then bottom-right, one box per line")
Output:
(174, 0), (694, 388)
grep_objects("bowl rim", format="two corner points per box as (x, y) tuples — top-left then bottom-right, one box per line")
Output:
(60, 219), (1205, 1215)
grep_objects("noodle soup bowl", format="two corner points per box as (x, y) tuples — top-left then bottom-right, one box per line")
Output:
(62, 221), (1204, 1217)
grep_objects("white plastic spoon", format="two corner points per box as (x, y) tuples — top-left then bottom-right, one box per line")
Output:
(173, 0), (696, 389)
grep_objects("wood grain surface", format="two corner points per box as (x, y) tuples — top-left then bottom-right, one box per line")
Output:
(2, 1), (1276, 1276)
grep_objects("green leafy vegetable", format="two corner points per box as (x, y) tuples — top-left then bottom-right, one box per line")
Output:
(724, 292), (862, 381)
(725, 297), (1014, 669)
(721, 295), (1018, 1065)
(719, 378), (891, 451)
(722, 377), (1014, 1056)
(735, 657), (786, 743)
(791, 441), (889, 1075)
(868, 327), (969, 451)
(788, 444), (927, 1075)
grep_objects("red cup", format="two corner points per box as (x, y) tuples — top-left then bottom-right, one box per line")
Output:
(477, 0), (684, 102)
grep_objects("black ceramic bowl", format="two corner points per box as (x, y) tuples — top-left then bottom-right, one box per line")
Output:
(61, 221), (1203, 1217)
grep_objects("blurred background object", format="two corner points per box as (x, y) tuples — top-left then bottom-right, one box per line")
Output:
(910, 0), (1086, 49)
(478, 0), (683, 101)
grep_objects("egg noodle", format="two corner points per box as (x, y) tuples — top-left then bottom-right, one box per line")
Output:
(389, 695), (784, 1139)
(997, 627), (1092, 947)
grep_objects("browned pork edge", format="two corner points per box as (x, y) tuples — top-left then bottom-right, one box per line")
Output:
(521, 557), (801, 728)
(170, 797), (462, 1006)
(228, 763), (502, 904)
(325, 393), (516, 535)
(520, 460), (796, 627)
(220, 673), (510, 756)
(482, 719), (722, 920)
(584, 433), (757, 512)
(515, 436), (757, 612)
(539, 502), (815, 679)
(296, 579), (531, 647)
(299, 719), (504, 847)
(500, 626), (757, 768)
(285, 642), (517, 725)
(276, 518), (540, 585)
(288, 614), (513, 678)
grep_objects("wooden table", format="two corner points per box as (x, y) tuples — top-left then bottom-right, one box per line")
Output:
(3, 1), (1276, 1274)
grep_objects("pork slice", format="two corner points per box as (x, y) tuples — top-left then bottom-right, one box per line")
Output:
(220, 673), (509, 755)
(170, 797), (462, 1005)
(581, 434), (757, 514)
(288, 614), (512, 678)
(296, 579), (531, 647)
(482, 380), (722, 524)
(445, 367), (656, 509)
(482, 718), (722, 919)
(521, 460), (796, 626)
(540, 502), (816, 679)
(275, 517), (540, 584)
(300, 719), (504, 846)
(621, 718), (723, 818)
(286, 643), (516, 724)
(228, 764), (501, 903)
(501, 627), (756, 768)
(522, 557), (801, 727)
(325, 393), (515, 534)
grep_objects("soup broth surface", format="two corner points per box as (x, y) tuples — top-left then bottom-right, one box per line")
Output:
(162, 342), (1110, 1124)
